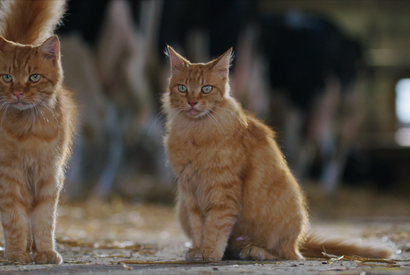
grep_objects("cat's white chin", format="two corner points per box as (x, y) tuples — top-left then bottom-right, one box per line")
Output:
(11, 102), (36, 110)
(188, 109), (200, 116)
(186, 108), (205, 118)
(185, 109), (208, 119)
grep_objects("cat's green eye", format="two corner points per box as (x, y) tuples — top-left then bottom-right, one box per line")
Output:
(29, 74), (41, 83)
(201, 85), (213, 94)
(178, 85), (187, 93)
(2, 74), (12, 83)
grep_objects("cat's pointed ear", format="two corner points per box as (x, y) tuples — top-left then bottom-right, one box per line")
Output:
(0, 36), (14, 53)
(166, 45), (188, 73)
(39, 36), (60, 60)
(211, 48), (233, 78)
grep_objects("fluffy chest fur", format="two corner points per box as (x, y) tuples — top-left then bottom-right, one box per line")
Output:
(167, 130), (239, 174)
(165, 106), (250, 222)
(0, 112), (60, 148)
(1, 93), (67, 153)
(166, 105), (247, 177)
(0, 94), (70, 189)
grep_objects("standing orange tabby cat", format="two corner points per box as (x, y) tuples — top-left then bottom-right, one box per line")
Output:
(0, 0), (76, 264)
(163, 46), (392, 261)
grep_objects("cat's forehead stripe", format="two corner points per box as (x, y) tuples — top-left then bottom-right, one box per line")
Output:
(187, 65), (207, 86)
(7, 48), (33, 74)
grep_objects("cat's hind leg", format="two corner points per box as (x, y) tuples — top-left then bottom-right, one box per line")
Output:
(239, 246), (277, 261)
(275, 237), (304, 260)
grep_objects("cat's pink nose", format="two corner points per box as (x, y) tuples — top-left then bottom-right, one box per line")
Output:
(13, 91), (23, 100)
(188, 100), (197, 107)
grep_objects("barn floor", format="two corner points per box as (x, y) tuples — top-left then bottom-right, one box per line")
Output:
(0, 187), (409, 274)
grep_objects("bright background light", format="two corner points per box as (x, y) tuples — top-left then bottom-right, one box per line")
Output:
(396, 79), (410, 124)
(395, 127), (410, 147)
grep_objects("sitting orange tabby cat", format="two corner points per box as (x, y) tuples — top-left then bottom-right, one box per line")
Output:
(0, 0), (76, 264)
(162, 46), (392, 261)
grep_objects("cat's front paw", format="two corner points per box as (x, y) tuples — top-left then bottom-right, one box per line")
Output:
(185, 248), (204, 261)
(5, 251), (32, 263)
(34, 250), (62, 264)
(185, 248), (222, 262)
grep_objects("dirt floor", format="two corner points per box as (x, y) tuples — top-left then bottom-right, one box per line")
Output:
(0, 188), (409, 274)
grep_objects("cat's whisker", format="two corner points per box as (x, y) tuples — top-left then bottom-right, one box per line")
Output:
(213, 105), (233, 115)
(0, 101), (9, 111)
(36, 104), (47, 122)
(171, 111), (183, 124)
(207, 111), (223, 131)
(1, 105), (10, 132)
(34, 105), (41, 129)
(32, 94), (60, 131)
(148, 111), (167, 135)
(213, 106), (235, 123)
(39, 101), (58, 121)
(217, 106), (244, 126)
(33, 109), (37, 130)
(38, 101), (60, 132)
(168, 108), (184, 122)
(30, 108), (35, 131)
(213, 106), (236, 127)
(210, 108), (248, 138)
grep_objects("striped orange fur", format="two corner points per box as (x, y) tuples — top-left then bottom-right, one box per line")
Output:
(162, 46), (392, 261)
(0, 0), (75, 264)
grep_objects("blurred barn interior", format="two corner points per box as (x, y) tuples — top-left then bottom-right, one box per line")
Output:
(55, 0), (410, 216)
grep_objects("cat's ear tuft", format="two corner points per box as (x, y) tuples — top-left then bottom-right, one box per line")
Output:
(39, 36), (60, 60)
(211, 47), (233, 78)
(166, 45), (188, 73)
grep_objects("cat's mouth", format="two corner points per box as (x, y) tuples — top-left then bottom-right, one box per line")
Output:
(187, 108), (200, 116)
(11, 101), (35, 110)
(186, 107), (209, 118)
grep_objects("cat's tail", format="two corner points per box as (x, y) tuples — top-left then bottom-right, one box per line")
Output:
(0, 0), (66, 45)
(300, 232), (394, 259)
